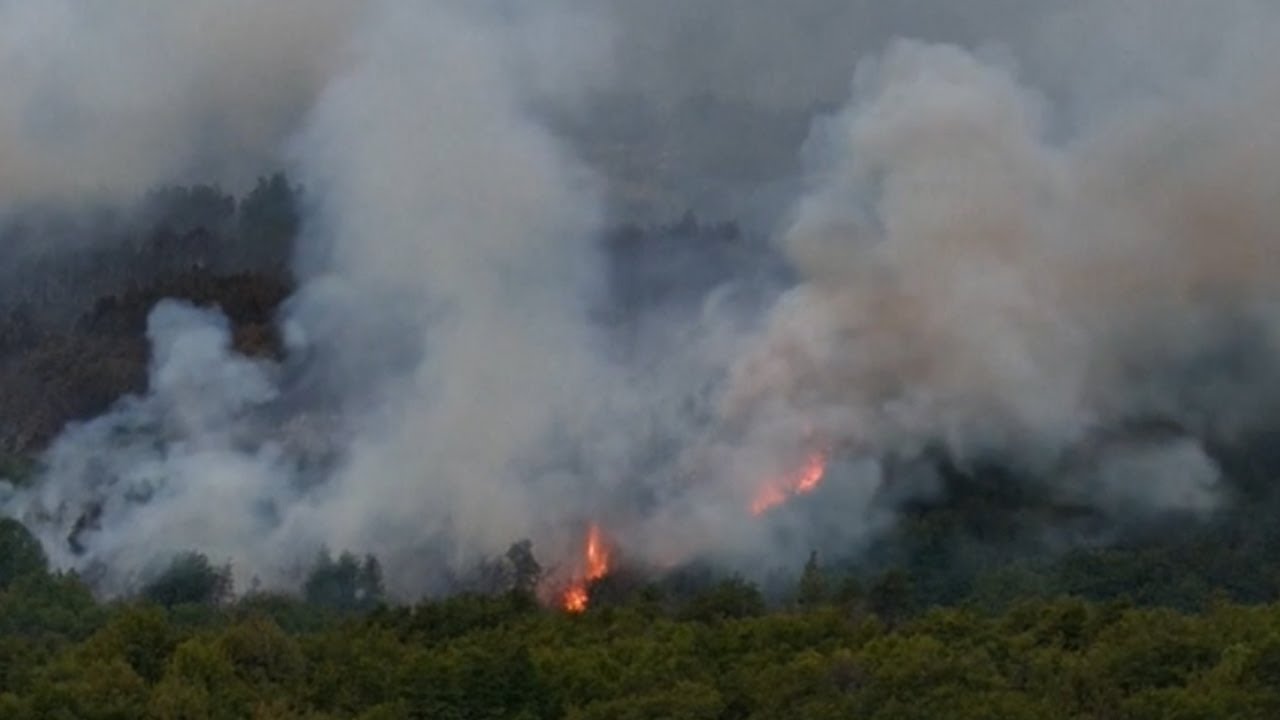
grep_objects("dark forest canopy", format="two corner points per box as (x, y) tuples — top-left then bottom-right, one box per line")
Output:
(2, 529), (1280, 719)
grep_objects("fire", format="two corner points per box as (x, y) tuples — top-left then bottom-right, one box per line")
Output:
(563, 584), (589, 613)
(561, 523), (611, 613)
(750, 450), (828, 516)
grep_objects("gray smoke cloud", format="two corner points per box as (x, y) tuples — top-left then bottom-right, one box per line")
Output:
(4, 0), (1280, 598)
(724, 9), (1280, 524)
(7, 300), (291, 596)
(2, 0), (626, 597)
(0, 0), (368, 210)
(274, 0), (615, 594)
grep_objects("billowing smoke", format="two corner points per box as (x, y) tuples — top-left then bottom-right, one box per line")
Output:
(4, 1), (1280, 598)
(7, 300), (290, 596)
(275, 0), (614, 595)
(3, 0), (627, 597)
(724, 21), (1280, 525)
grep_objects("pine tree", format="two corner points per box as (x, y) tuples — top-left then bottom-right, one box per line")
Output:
(797, 550), (828, 609)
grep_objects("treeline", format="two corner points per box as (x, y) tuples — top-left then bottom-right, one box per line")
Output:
(0, 177), (299, 455)
(4, 516), (1280, 717)
(0, 173), (300, 334)
(8, 450), (1280, 717)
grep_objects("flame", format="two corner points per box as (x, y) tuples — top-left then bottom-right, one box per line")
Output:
(562, 584), (589, 613)
(751, 450), (828, 516)
(561, 523), (611, 613)
(750, 484), (789, 516)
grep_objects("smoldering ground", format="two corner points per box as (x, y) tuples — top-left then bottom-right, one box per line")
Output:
(4, 1), (1280, 599)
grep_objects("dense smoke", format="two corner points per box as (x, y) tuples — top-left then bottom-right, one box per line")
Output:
(4, 0), (624, 597)
(9, 301), (289, 596)
(4, 1), (1280, 598)
(0, 0), (366, 209)
(724, 15), (1280, 522)
(277, 0), (614, 594)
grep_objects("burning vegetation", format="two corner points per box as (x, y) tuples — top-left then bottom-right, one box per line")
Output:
(4, 0), (1280, 633)
(560, 524), (612, 613)
(5, 0), (1280, 714)
(751, 450), (830, 516)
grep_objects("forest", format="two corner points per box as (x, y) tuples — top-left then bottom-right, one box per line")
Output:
(3, 522), (1280, 719)
(7, 3), (1280, 715)
(4, 177), (1280, 717)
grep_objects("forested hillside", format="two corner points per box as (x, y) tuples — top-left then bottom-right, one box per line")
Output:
(0, 176), (297, 456)
(5, 178), (1280, 717)
(2, 538), (1280, 719)
(7, 3), (1280, 716)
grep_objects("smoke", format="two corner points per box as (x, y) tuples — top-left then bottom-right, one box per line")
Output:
(5, 1), (1280, 598)
(8, 300), (291, 596)
(3, 0), (635, 598)
(274, 0), (613, 595)
(0, 0), (368, 210)
(724, 15), (1280, 525)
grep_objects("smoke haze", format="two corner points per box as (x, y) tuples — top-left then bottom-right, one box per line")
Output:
(0, 0), (367, 209)
(4, 0), (1280, 597)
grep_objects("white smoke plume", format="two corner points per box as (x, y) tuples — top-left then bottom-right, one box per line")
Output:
(4, 0), (1280, 598)
(3, 0), (634, 598)
(274, 0), (612, 595)
(8, 300), (292, 596)
(724, 20), (1280, 521)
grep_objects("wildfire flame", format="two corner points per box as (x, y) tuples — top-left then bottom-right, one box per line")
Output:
(561, 523), (611, 613)
(751, 450), (829, 516)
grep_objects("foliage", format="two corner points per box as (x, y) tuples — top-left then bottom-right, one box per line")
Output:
(7, 191), (1280, 713)
(0, 518), (47, 590)
(142, 552), (233, 608)
(303, 551), (386, 615)
(3, 579), (1280, 718)
(796, 550), (828, 609)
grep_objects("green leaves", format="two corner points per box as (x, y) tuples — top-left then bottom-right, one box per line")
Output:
(303, 551), (386, 615)
(0, 518), (47, 591)
(4, 571), (1280, 717)
(143, 553), (232, 609)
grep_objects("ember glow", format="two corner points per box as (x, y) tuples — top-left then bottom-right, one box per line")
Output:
(750, 451), (829, 516)
(561, 524), (611, 613)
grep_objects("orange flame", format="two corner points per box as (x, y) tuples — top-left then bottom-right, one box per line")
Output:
(561, 523), (611, 613)
(751, 450), (828, 516)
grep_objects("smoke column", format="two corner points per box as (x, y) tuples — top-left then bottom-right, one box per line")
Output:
(723, 20), (1280, 523)
(3, 0), (623, 597)
(274, 0), (612, 596)
(4, 1), (1280, 596)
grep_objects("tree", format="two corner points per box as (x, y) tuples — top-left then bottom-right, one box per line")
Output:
(142, 183), (235, 237)
(681, 577), (765, 622)
(236, 172), (300, 270)
(149, 636), (250, 720)
(238, 173), (299, 241)
(0, 519), (46, 590)
(403, 644), (561, 720)
(24, 657), (148, 720)
(0, 572), (104, 642)
(218, 616), (304, 690)
(796, 551), (828, 609)
(78, 604), (178, 684)
(505, 540), (542, 596)
(304, 551), (385, 614)
(835, 575), (864, 610)
(142, 552), (232, 608)
(868, 570), (915, 628)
